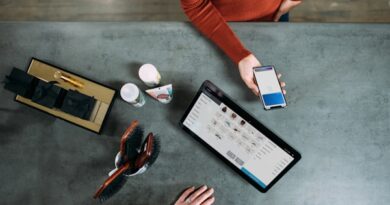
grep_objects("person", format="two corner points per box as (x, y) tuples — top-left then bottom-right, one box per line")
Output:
(174, 185), (215, 205)
(175, 1), (302, 204)
(180, 0), (302, 96)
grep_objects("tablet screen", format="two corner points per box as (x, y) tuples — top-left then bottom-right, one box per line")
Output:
(182, 91), (295, 189)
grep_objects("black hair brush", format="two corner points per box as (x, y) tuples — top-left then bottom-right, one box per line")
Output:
(131, 132), (160, 175)
(93, 121), (160, 202)
(93, 162), (130, 202)
(119, 120), (144, 166)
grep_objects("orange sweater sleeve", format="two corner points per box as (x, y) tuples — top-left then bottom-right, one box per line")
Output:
(180, 0), (252, 64)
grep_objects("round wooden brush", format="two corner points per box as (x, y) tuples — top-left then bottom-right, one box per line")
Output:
(93, 122), (160, 202)
(93, 162), (130, 202)
(131, 132), (160, 175)
(119, 120), (143, 166)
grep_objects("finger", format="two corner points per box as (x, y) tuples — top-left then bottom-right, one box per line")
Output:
(291, 0), (302, 6)
(194, 188), (214, 204)
(273, 12), (283, 22)
(277, 73), (282, 78)
(201, 196), (215, 205)
(187, 185), (208, 202)
(178, 186), (195, 202)
(249, 85), (260, 96)
(245, 80), (260, 96)
(250, 86), (259, 96)
(283, 89), (287, 95)
(280, 82), (286, 87)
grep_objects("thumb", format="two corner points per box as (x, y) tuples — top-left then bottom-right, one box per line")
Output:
(274, 0), (302, 22)
(273, 11), (283, 22)
(291, 0), (302, 6)
(245, 80), (260, 96)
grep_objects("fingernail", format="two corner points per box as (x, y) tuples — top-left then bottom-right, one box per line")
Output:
(203, 185), (208, 189)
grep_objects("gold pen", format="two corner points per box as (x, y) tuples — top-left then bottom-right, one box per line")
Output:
(54, 71), (84, 88)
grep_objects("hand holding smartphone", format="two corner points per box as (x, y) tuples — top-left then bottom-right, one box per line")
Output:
(253, 66), (287, 110)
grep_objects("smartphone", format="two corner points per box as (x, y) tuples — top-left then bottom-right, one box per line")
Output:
(253, 65), (287, 110)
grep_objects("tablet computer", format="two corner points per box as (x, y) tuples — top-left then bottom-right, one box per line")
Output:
(179, 80), (301, 193)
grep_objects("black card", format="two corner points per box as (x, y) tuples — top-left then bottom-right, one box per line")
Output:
(4, 68), (38, 98)
(60, 90), (96, 120)
(31, 81), (63, 108)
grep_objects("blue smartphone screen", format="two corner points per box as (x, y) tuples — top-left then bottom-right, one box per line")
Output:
(254, 66), (286, 108)
(262, 92), (285, 106)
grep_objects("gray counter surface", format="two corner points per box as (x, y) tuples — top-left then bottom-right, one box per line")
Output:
(0, 22), (389, 205)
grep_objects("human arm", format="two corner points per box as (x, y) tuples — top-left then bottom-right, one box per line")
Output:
(181, 0), (286, 96)
(180, 0), (252, 64)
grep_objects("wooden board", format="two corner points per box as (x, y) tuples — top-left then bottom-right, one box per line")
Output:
(15, 58), (116, 133)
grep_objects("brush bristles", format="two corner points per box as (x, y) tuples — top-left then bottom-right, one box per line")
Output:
(145, 135), (160, 169)
(125, 126), (144, 161)
(98, 174), (127, 203)
(95, 125), (160, 202)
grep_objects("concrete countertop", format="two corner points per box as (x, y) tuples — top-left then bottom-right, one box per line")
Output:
(0, 22), (389, 205)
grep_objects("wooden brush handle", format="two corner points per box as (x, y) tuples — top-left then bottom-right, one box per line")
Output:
(135, 132), (154, 169)
(93, 162), (131, 199)
(119, 120), (139, 155)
